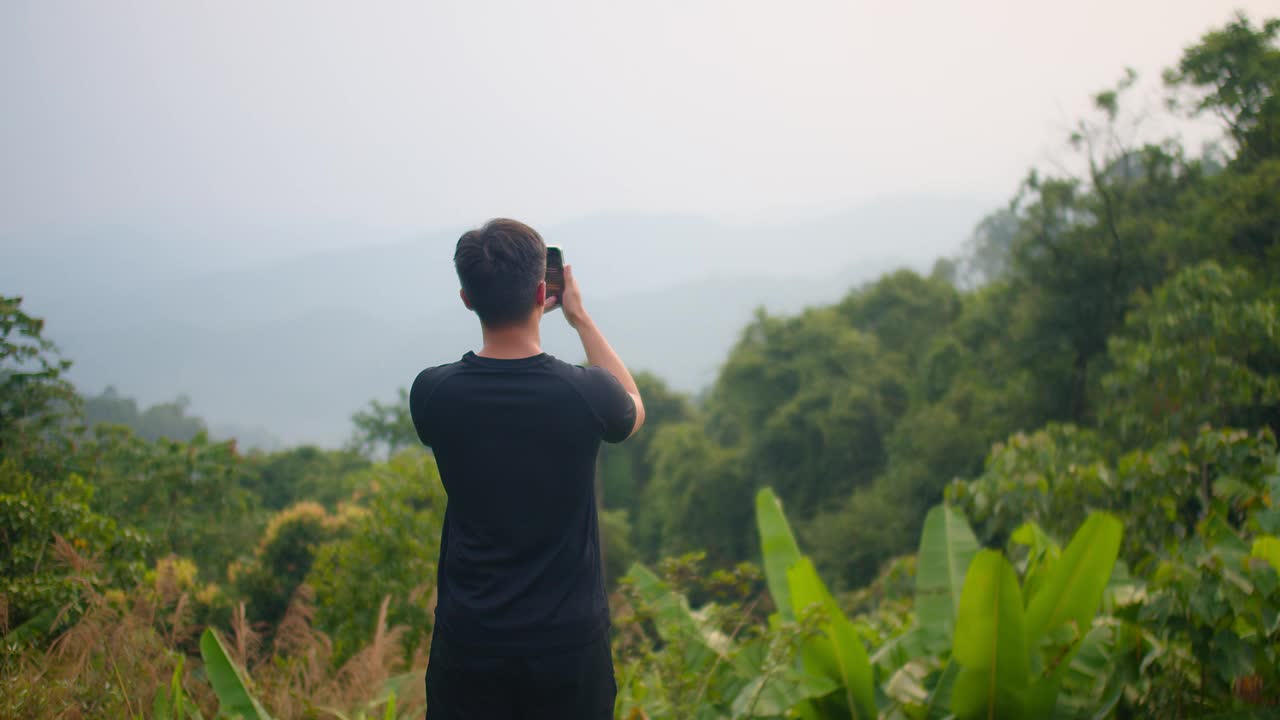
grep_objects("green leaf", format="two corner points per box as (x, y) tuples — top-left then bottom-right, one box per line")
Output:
(626, 563), (726, 659)
(382, 690), (396, 720)
(199, 628), (271, 720)
(951, 550), (1028, 720)
(923, 661), (959, 720)
(756, 487), (803, 620)
(1024, 513), (1122, 646)
(1251, 535), (1280, 572)
(152, 655), (186, 717)
(787, 557), (877, 719)
(1257, 473), (1280, 533)
(869, 626), (931, 676)
(1010, 521), (1060, 605)
(916, 505), (979, 645)
(153, 682), (172, 720)
(730, 665), (837, 718)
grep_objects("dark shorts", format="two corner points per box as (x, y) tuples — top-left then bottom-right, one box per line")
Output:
(424, 629), (617, 720)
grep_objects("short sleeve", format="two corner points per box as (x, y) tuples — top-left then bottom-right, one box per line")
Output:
(582, 366), (637, 443)
(409, 368), (438, 447)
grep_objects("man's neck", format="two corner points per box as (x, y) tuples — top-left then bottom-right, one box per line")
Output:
(476, 316), (543, 359)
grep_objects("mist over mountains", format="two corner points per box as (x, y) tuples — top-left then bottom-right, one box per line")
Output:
(3, 192), (995, 446)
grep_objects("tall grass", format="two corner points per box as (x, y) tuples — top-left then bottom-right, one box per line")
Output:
(1, 540), (427, 720)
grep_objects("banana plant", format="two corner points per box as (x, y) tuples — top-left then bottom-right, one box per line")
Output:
(949, 512), (1123, 719)
(755, 489), (1126, 719)
(873, 504), (978, 719)
(619, 562), (835, 719)
(198, 626), (416, 720)
(756, 488), (877, 719)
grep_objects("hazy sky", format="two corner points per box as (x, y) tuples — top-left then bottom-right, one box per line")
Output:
(2, 1), (1273, 252)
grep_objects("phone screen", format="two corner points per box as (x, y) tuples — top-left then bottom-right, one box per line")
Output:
(545, 246), (565, 307)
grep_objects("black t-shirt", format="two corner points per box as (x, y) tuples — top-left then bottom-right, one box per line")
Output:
(409, 351), (636, 655)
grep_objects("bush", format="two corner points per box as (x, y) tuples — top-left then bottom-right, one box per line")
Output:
(307, 450), (445, 664)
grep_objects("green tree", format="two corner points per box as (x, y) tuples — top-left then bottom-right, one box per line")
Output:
(599, 508), (637, 587)
(240, 445), (370, 510)
(834, 269), (962, 366)
(598, 371), (693, 517)
(0, 296), (78, 476)
(708, 305), (908, 518)
(636, 422), (752, 566)
(231, 501), (350, 631)
(959, 207), (1020, 286)
(0, 461), (149, 641)
(1098, 262), (1280, 447)
(82, 387), (208, 443)
(78, 426), (260, 579)
(349, 388), (417, 458)
(1166, 13), (1280, 165)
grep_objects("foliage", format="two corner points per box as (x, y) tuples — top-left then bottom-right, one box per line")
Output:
(951, 424), (1280, 714)
(601, 507), (639, 587)
(307, 450), (445, 665)
(2, 11), (1280, 718)
(0, 461), (149, 640)
(78, 424), (261, 579)
(1098, 261), (1280, 446)
(950, 424), (1279, 564)
(946, 424), (1109, 549)
(240, 444), (371, 511)
(201, 627), (271, 720)
(1, 543), (216, 720)
(1165, 13), (1280, 164)
(618, 485), (1127, 719)
(83, 386), (208, 443)
(349, 388), (417, 458)
(600, 371), (695, 558)
(208, 586), (427, 720)
(637, 421), (753, 566)
(0, 295), (79, 476)
(709, 306), (909, 518)
(612, 553), (822, 720)
(231, 501), (352, 631)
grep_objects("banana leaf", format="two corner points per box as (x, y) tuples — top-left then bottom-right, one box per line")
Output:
(1024, 512), (1122, 646)
(950, 550), (1029, 720)
(756, 488), (804, 620)
(915, 505), (979, 648)
(627, 562), (728, 663)
(788, 557), (877, 719)
(200, 628), (271, 720)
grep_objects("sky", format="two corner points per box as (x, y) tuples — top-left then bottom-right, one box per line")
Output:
(2, 1), (1275, 259)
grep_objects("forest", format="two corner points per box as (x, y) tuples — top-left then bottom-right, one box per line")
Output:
(3, 13), (1279, 719)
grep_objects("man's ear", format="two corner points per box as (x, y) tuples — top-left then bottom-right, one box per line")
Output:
(459, 288), (472, 310)
(534, 280), (547, 307)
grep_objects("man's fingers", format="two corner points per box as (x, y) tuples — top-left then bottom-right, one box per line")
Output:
(544, 294), (560, 310)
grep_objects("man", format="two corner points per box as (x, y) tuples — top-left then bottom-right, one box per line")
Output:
(410, 218), (646, 719)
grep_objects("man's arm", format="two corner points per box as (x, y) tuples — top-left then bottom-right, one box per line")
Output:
(550, 264), (646, 437)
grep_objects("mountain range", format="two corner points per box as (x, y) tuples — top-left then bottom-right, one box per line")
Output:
(2, 191), (996, 446)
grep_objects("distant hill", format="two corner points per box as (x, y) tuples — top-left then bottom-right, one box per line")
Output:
(2, 192), (995, 445)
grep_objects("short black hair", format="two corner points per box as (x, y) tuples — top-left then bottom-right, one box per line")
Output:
(453, 218), (547, 328)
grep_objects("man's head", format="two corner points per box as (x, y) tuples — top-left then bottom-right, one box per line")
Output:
(454, 218), (547, 328)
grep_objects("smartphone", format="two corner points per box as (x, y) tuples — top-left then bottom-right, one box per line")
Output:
(545, 246), (565, 310)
